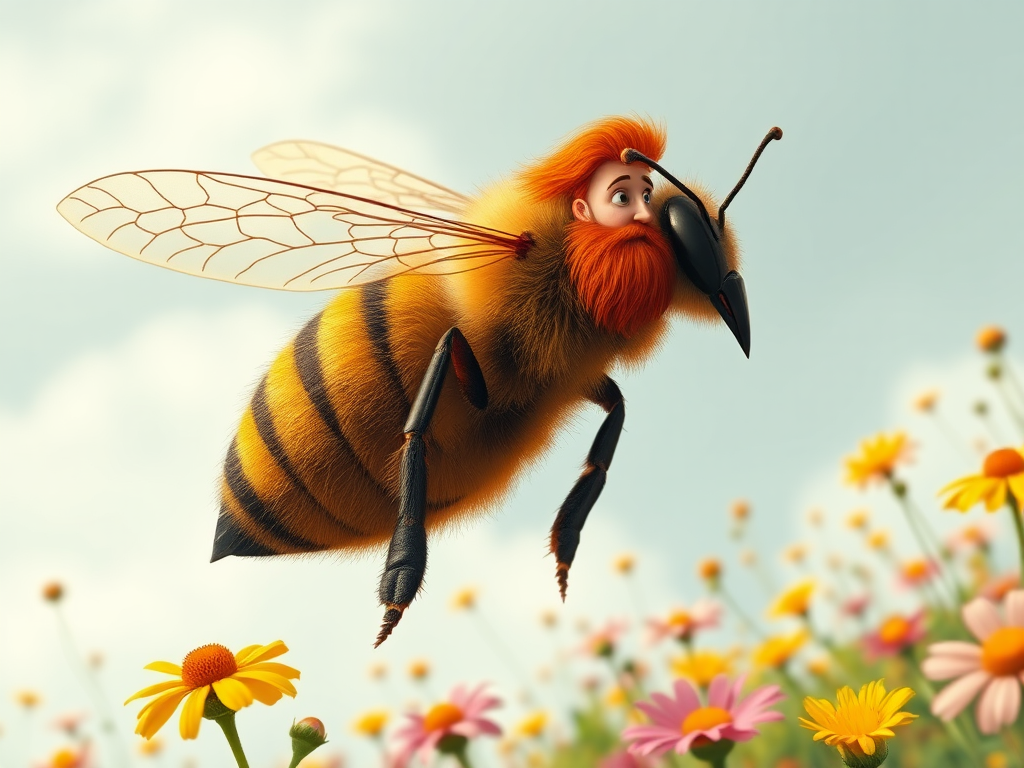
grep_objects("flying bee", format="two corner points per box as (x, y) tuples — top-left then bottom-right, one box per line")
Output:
(58, 117), (781, 645)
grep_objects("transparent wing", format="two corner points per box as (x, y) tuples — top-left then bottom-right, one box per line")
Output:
(252, 141), (469, 216)
(57, 171), (528, 291)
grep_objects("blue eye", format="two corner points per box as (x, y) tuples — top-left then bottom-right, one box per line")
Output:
(643, 190), (652, 204)
(611, 191), (629, 205)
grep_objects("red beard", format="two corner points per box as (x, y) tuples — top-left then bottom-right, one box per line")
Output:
(564, 220), (676, 337)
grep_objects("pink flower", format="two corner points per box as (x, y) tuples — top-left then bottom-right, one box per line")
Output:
(392, 683), (501, 765)
(922, 589), (1024, 734)
(862, 610), (926, 661)
(34, 743), (92, 768)
(50, 711), (89, 736)
(581, 619), (628, 658)
(622, 674), (784, 757)
(840, 593), (871, 618)
(897, 558), (941, 590)
(646, 600), (722, 645)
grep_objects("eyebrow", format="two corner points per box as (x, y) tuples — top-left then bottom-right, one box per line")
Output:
(605, 174), (655, 190)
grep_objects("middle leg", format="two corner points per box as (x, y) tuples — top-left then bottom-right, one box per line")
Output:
(374, 327), (487, 647)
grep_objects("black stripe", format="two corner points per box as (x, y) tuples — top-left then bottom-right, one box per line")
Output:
(292, 311), (397, 502)
(210, 502), (276, 561)
(360, 282), (410, 407)
(250, 378), (364, 537)
(222, 437), (325, 553)
(294, 312), (345, 438)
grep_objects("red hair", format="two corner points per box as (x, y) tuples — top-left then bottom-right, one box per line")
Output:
(519, 116), (667, 203)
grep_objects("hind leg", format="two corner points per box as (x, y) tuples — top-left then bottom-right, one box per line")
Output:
(549, 377), (624, 600)
(374, 328), (487, 647)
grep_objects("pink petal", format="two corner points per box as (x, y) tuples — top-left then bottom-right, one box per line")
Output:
(707, 675), (733, 709)
(670, 679), (701, 715)
(963, 597), (1004, 642)
(931, 670), (992, 721)
(975, 676), (1021, 735)
(925, 640), (982, 662)
(731, 684), (785, 726)
(922, 654), (983, 681)
(1005, 590), (1024, 627)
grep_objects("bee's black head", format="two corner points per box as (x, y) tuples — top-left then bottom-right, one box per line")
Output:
(622, 127), (782, 359)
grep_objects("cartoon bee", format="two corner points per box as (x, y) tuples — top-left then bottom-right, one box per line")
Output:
(58, 117), (781, 645)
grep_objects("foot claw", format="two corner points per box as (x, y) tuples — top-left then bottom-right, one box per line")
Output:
(555, 563), (569, 601)
(374, 605), (404, 648)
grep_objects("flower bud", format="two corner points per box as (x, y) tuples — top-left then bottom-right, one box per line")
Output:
(42, 581), (64, 603)
(289, 717), (328, 766)
(976, 325), (1006, 353)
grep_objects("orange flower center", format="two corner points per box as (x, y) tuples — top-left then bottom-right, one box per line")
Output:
(423, 702), (464, 732)
(52, 749), (78, 768)
(983, 449), (1024, 479)
(681, 705), (733, 735)
(668, 610), (692, 628)
(878, 616), (911, 645)
(181, 644), (237, 688)
(981, 627), (1024, 677)
(903, 560), (928, 579)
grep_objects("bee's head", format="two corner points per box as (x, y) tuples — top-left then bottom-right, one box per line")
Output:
(621, 127), (782, 359)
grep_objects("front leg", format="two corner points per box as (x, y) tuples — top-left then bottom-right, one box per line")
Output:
(375, 328), (487, 648)
(549, 377), (624, 600)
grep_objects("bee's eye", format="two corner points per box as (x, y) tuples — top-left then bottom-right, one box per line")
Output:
(611, 191), (629, 205)
(642, 190), (652, 204)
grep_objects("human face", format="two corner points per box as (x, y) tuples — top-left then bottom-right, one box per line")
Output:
(572, 160), (655, 228)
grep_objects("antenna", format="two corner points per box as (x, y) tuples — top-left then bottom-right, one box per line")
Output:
(718, 127), (783, 230)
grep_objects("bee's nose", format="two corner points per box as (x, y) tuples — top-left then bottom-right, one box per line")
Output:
(633, 205), (653, 224)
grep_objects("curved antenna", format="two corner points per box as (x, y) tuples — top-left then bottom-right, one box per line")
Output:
(621, 147), (718, 239)
(718, 127), (783, 230)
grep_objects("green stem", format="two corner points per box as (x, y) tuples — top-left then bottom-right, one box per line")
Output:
(1008, 493), (1024, 580)
(717, 585), (766, 641)
(215, 713), (251, 768)
(472, 609), (535, 704)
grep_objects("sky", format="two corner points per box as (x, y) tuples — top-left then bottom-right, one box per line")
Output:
(2, 1), (1023, 766)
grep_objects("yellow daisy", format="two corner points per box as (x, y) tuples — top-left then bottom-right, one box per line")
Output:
(352, 708), (389, 738)
(670, 648), (738, 688)
(515, 710), (548, 738)
(753, 630), (809, 670)
(939, 447), (1024, 512)
(125, 640), (299, 740)
(844, 432), (913, 487)
(768, 580), (816, 619)
(800, 680), (916, 766)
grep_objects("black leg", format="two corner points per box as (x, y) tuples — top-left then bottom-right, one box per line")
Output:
(374, 328), (486, 647)
(549, 377), (624, 600)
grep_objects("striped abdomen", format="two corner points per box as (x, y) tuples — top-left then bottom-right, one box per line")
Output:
(211, 277), (456, 560)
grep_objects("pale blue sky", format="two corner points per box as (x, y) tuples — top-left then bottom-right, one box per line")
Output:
(2, 2), (1023, 766)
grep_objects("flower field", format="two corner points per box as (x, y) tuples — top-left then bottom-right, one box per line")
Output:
(9, 326), (1024, 768)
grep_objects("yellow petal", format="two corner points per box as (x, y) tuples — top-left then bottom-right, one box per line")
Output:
(235, 641), (288, 667)
(986, 481), (1008, 511)
(858, 735), (875, 755)
(143, 661), (183, 676)
(134, 689), (190, 739)
(125, 681), (188, 705)
(233, 645), (262, 664)
(213, 677), (255, 711)
(232, 670), (297, 696)
(240, 661), (301, 679)
(1007, 475), (1024, 506)
(235, 677), (285, 705)
(178, 686), (209, 740)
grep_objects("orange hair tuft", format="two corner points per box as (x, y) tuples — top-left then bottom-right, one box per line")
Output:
(519, 116), (666, 203)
